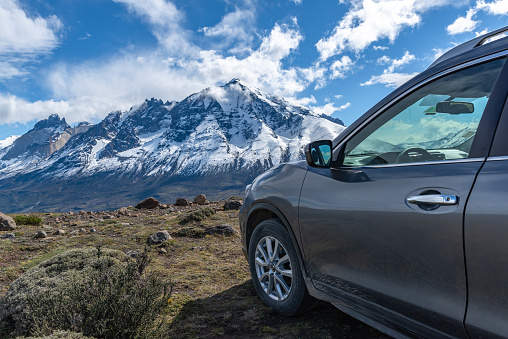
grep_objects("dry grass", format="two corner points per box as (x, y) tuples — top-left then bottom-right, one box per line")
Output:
(0, 202), (388, 338)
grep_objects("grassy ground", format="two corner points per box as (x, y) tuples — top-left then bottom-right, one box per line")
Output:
(0, 202), (388, 338)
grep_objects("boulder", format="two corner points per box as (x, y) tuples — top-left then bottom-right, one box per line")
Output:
(147, 230), (172, 245)
(0, 233), (15, 239)
(223, 200), (243, 210)
(35, 231), (47, 239)
(126, 249), (141, 258)
(193, 194), (208, 205)
(135, 197), (159, 209)
(0, 213), (16, 231)
(175, 198), (190, 206)
(54, 230), (66, 236)
(116, 207), (129, 216)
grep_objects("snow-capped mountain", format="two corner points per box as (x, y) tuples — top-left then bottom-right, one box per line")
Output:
(0, 79), (345, 212)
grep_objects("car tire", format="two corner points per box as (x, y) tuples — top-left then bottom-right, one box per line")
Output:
(248, 218), (317, 316)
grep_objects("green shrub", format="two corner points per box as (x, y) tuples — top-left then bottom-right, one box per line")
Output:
(13, 215), (42, 226)
(178, 207), (215, 225)
(0, 246), (172, 338)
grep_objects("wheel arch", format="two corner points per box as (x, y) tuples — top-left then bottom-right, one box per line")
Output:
(245, 203), (308, 276)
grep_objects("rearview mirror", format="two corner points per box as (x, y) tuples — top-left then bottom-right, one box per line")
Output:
(436, 101), (474, 114)
(305, 140), (332, 168)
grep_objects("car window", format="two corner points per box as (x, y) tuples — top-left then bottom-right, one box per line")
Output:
(342, 58), (506, 167)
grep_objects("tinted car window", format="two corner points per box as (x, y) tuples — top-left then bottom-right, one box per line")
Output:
(342, 58), (506, 167)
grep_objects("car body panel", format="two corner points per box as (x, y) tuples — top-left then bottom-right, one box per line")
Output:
(299, 162), (483, 337)
(464, 157), (508, 338)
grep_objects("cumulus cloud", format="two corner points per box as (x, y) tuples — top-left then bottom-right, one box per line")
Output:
(447, 8), (479, 35)
(315, 0), (456, 61)
(477, 0), (508, 15)
(0, 0), (62, 79)
(447, 0), (508, 36)
(330, 56), (354, 79)
(112, 0), (197, 55)
(311, 102), (351, 116)
(199, 5), (257, 54)
(361, 51), (418, 87)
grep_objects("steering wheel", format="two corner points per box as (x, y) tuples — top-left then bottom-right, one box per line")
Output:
(396, 147), (435, 163)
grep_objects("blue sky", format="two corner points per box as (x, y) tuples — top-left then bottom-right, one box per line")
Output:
(1, 0), (508, 143)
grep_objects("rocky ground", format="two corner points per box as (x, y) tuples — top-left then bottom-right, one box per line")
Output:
(0, 196), (387, 338)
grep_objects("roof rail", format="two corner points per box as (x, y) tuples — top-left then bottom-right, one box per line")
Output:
(428, 26), (508, 69)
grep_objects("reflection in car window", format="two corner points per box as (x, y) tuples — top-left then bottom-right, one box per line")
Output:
(343, 58), (506, 167)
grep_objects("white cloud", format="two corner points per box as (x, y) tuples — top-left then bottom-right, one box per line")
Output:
(311, 102), (351, 116)
(362, 51), (417, 87)
(112, 0), (197, 55)
(291, 0), (303, 4)
(330, 56), (354, 79)
(361, 72), (418, 87)
(0, 135), (20, 148)
(199, 6), (257, 54)
(0, 0), (62, 79)
(315, 0), (456, 61)
(477, 0), (508, 15)
(446, 8), (479, 35)
(373, 45), (389, 50)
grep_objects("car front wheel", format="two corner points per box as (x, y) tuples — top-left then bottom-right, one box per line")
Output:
(248, 218), (317, 316)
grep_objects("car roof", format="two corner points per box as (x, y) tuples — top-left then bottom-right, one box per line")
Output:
(332, 25), (508, 149)
(428, 26), (508, 70)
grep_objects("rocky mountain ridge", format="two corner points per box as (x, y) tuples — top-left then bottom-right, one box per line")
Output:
(0, 79), (345, 212)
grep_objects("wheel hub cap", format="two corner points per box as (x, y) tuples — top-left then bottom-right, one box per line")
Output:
(254, 236), (293, 301)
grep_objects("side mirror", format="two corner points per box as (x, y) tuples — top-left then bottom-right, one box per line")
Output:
(436, 101), (474, 114)
(305, 140), (332, 168)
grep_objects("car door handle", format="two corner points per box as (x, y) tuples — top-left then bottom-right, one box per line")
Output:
(407, 194), (458, 205)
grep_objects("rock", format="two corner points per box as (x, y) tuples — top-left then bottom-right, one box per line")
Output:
(0, 233), (15, 238)
(54, 229), (66, 236)
(126, 249), (141, 258)
(69, 211), (74, 215)
(223, 200), (243, 210)
(136, 197), (159, 209)
(70, 230), (79, 235)
(159, 248), (167, 254)
(103, 215), (115, 220)
(193, 194), (208, 205)
(79, 228), (87, 233)
(205, 224), (237, 236)
(147, 230), (172, 245)
(90, 228), (97, 233)
(117, 207), (129, 216)
(35, 231), (47, 239)
(0, 212), (16, 231)
(79, 210), (87, 215)
(175, 198), (190, 206)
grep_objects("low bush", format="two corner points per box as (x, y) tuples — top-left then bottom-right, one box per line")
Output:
(13, 215), (42, 226)
(0, 246), (172, 338)
(178, 207), (215, 225)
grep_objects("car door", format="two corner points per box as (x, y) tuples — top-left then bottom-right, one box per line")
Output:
(299, 57), (508, 337)
(464, 97), (508, 339)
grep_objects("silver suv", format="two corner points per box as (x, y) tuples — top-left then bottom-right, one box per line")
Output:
(240, 27), (508, 338)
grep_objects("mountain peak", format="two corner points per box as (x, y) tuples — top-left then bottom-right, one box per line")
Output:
(33, 114), (69, 131)
(225, 78), (241, 85)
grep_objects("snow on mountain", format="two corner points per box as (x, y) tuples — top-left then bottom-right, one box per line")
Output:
(0, 79), (345, 182)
